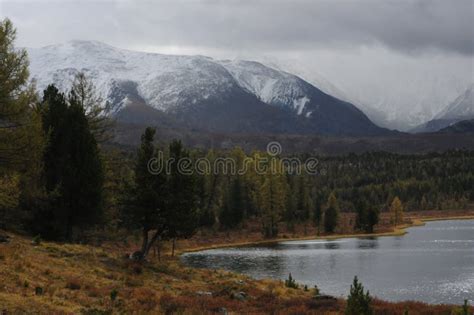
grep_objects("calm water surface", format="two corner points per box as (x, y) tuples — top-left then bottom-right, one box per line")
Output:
(182, 220), (474, 304)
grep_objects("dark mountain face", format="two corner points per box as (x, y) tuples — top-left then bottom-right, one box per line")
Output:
(411, 118), (460, 134)
(439, 119), (474, 134)
(116, 85), (391, 136)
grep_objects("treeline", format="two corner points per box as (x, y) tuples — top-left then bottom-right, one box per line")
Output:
(2, 19), (474, 259)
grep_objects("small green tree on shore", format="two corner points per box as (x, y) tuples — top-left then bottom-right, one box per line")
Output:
(345, 276), (373, 315)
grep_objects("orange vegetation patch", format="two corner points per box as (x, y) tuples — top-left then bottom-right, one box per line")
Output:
(1, 211), (473, 314)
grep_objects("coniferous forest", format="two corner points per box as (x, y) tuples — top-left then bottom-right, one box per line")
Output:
(1, 17), (474, 248)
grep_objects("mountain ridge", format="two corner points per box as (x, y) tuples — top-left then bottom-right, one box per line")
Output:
(27, 40), (391, 136)
(412, 85), (474, 133)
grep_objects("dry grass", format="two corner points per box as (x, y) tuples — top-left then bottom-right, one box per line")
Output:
(1, 210), (473, 314)
(0, 233), (337, 314)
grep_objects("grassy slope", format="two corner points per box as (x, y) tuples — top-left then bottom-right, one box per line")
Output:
(0, 234), (342, 314)
(1, 211), (473, 314)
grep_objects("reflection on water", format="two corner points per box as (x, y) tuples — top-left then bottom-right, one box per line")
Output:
(324, 242), (341, 250)
(182, 220), (474, 304)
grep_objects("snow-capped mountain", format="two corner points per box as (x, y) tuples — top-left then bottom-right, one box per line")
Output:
(28, 40), (236, 113)
(412, 85), (474, 133)
(273, 54), (473, 131)
(433, 85), (474, 121)
(27, 40), (389, 136)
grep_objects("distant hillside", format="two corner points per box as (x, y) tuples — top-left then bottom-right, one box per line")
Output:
(413, 85), (474, 133)
(439, 119), (474, 134)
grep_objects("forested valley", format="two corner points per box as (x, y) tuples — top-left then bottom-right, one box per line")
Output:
(1, 18), (474, 255)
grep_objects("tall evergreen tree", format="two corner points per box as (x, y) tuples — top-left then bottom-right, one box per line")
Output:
(122, 127), (166, 258)
(324, 192), (339, 233)
(259, 159), (287, 238)
(296, 175), (312, 221)
(365, 208), (379, 233)
(36, 87), (104, 240)
(166, 139), (199, 255)
(313, 195), (323, 235)
(220, 177), (244, 229)
(355, 198), (368, 231)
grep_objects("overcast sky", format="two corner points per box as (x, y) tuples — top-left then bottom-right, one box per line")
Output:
(1, 0), (473, 128)
(1, 0), (473, 55)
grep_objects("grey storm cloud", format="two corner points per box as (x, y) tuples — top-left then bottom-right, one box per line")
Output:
(2, 0), (473, 55)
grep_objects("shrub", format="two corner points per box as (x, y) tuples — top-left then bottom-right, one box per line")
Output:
(345, 276), (372, 315)
(32, 235), (41, 246)
(66, 278), (82, 290)
(284, 273), (299, 289)
(110, 289), (118, 302)
(463, 300), (470, 315)
(451, 300), (470, 315)
(160, 294), (183, 315)
(313, 285), (320, 297)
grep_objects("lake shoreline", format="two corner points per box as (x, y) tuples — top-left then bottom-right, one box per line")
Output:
(179, 214), (474, 255)
(181, 216), (474, 306)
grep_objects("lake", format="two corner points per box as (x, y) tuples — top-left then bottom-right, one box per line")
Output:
(181, 219), (474, 304)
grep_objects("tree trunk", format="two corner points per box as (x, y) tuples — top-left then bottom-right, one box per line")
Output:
(171, 237), (176, 257)
(143, 230), (161, 259)
(157, 238), (161, 262)
(141, 229), (149, 254)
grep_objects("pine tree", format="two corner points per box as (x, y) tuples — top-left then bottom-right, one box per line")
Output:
(365, 208), (379, 233)
(166, 139), (199, 255)
(220, 177), (244, 229)
(296, 175), (312, 221)
(390, 196), (404, 226)
(196, 173), (215, 228)
(345, 276), (373, 315)
(259, 159), (287, 238)
(313, 196), (323, 235)
(324, 192), (339, 233)
(355, 198), (368, 231)
(36, 87), (104, 240)
(121, 127), (166, 259)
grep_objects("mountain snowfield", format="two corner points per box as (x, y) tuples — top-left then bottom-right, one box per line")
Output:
(412, 85), (474, 133)
(434, 84), (474, 121)
(26, 40), (389, 136)
(28, 41), (238, 114)
(271, 54), (473, 131)
(28, 41), (329, 119)
(220, 60), (312, 115)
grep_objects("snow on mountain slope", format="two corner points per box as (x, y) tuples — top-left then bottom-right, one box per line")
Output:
(28, 40), (236, 113)
(27, 40), (356, 120)
(219, 60), (312, 113)
(272, 52), (473, 131)
(411, 85), (474, 133)
(26, 40), (389, 136)
(434, 84), (474, 120)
